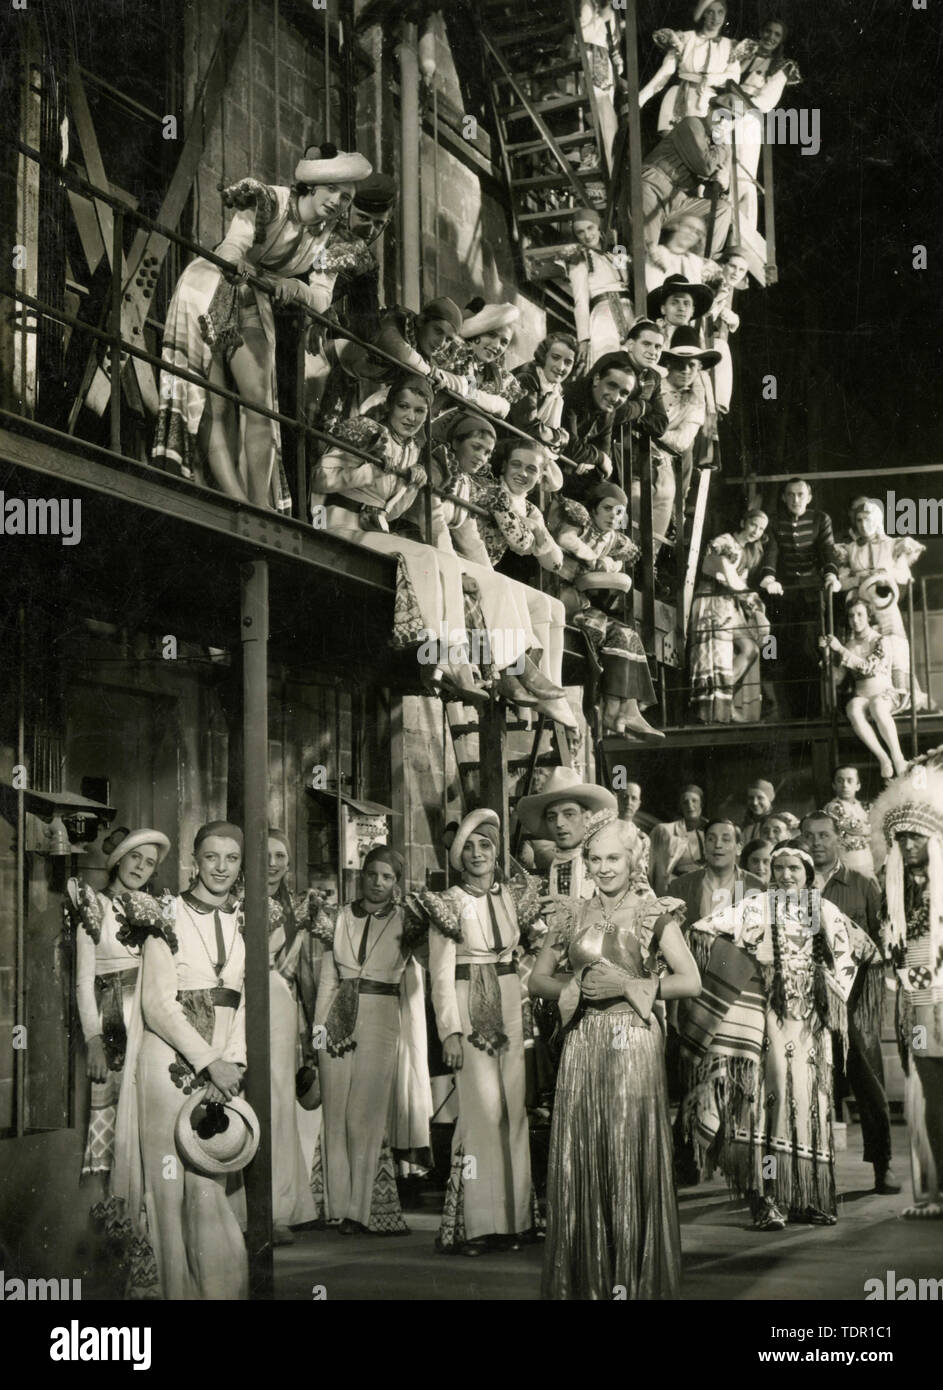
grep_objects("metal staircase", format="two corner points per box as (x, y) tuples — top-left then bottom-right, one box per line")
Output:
(478, 0), (609, 296)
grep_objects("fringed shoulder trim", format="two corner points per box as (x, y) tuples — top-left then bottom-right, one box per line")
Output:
(404, 887), (465, 946)
(652, 28), (684, 56)
(220, 178), (279, 242)
(507, 871), (543, 932)
(113, 890), (178, 954)
(64, 878), (104, 944)
(296, 891), (338, 947)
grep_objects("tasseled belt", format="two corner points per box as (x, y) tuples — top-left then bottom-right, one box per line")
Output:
(324, 977), (400, 1058)
(454, 961), (517, 1057)
(94, 966), (140, 1071)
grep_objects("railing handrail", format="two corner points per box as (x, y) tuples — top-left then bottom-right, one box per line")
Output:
(4, 134), (588, 496)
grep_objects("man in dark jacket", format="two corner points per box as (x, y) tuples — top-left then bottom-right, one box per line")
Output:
(622, 319), (669, 439)
(758, 477), (842, 718)
(560, 351), (636, 503)
(330, 172), (397, 340)
(803, 811), (900, 1195)
(640, 104), (733, 254)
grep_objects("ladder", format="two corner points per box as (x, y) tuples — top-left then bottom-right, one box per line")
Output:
(478, 0), (609, 292)
(442, 696), (573, 876)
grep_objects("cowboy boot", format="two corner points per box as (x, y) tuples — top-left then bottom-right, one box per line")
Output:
(534, 694), (579, 731)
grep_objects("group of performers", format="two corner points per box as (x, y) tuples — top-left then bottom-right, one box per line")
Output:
(65, 739), (943, 1301)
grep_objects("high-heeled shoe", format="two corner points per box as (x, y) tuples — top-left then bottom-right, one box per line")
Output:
(535, 695), (579, 731)
(518, 655), (566, 701)
(426, 662), (491, 708)
(620, 712), (666, 742)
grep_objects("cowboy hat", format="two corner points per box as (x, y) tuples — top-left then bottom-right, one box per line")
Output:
(294, 144), (372, 185)
(516, 767), (617, 838)
(174, 1091), (261, 1177)
(106, 828), (171, 872)
(647, 273), (715, 321)
(449, 808), (501, 872)
(460, 302), (520, 340)
(659, 325), (722, 369)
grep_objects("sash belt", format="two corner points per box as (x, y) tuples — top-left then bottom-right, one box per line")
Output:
(356, 978), (400, 996)
(179, 986), (242, 1009)
(455, 962), (517, 980)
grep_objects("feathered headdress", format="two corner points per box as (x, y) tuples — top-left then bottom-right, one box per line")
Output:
(870, 753), (943, 1004)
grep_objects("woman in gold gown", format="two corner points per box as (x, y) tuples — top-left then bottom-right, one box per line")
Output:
(531, 812), (701, 1299)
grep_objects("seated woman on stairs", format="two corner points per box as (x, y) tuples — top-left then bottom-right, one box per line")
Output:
(310, 370), (489, 707)
(475, 439), (578, 733)
(407, 408), (574, 727)
(547, 482), (664, 742)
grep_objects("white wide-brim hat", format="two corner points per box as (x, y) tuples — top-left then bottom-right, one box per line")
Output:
(106, 829), (171, 872)
(294, 145), (373, 185)
(516, 766), (617, 838)
(460, 302), (520, 340)
(175, 1091), (261, 1177)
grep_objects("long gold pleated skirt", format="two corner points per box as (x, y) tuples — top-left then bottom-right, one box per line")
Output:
(542, 1010), (682, 1300)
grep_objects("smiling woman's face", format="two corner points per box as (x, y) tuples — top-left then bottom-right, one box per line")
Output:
(461, 831), (496, 880)
(502, 448), (543, 495)
(473, 327), (513, 364)
(195, 836), (242, 897)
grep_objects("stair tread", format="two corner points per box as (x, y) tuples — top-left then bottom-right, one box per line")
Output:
(506, 130), (591, 154)
(511, 168), (602, 190)
(494, 58), (584, 83)
(517, 207), (594, 224)
(503, 95), (591, 122)
(493, 22), (571, 46)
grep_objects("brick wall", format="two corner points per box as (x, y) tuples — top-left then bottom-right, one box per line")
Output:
(183, 0), (340, 250)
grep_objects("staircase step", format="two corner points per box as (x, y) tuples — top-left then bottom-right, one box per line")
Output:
(511, 168), (602, 190)
(493, 21), (571, 45)
(503, 95), (591, 123)
(505, 129), (590, 156)
(517, 206), (593, 225)
(493, 58), (584, 85)
(448, 717), (543, 738)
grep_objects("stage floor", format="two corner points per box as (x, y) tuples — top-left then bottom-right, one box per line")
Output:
(272, 1121), (938, 1302)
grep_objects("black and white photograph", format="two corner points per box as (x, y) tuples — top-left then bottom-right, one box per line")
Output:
(0, 0), (941, 1349)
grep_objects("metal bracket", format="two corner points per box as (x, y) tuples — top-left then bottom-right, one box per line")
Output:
(236, 509), (304, 556)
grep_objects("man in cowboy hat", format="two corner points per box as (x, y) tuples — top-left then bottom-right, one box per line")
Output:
(638, 98), (734, 255)
(871, 752), (943, 1219)
(650, 327), (721, 541)
(517, 766), (617, 900)
(647, 273), (717, 347)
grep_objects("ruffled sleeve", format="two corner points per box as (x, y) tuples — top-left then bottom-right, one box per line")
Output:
(632, 894), (685, 961)
(64, 877), (104, 944)
(732, 38), (759, 66)
(220, 178), (279, 243)
(113, 890), (178, 954)
(318, 228), (376, 277)
(507, 872), (546, 950)
(296, 892), (338, 949)
(652, 28), (684, 56)
(891, 536), (926, 580)
(403, 887), (465, 946)
(780, 58), (801, 86)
